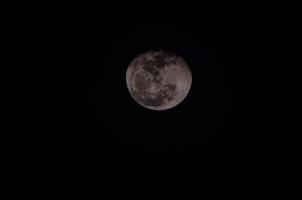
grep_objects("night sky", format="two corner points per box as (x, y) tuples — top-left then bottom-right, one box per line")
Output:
(37, 2), (281, 199)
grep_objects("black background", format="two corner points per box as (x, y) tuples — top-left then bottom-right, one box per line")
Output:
(36, 2), (282, 199)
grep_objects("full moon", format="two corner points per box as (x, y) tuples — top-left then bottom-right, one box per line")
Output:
(126, 50), (192, 110)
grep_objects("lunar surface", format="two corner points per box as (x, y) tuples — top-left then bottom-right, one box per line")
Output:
(126, 50), (192, 110)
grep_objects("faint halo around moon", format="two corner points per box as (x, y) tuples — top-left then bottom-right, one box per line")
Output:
(126, 50), (192, 111)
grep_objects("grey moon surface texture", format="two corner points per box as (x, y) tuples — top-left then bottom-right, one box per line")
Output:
(126, 50), (192, 110)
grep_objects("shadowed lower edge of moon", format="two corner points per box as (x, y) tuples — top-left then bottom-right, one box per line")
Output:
(129, 82), (177, 110)
(127, 75), (192, 111)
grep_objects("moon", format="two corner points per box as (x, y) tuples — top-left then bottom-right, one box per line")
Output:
(126, 50), (192, 110)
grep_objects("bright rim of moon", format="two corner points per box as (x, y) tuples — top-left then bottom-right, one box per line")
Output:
(126, 50), (192, 111)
